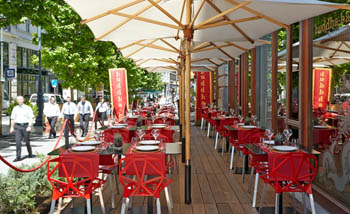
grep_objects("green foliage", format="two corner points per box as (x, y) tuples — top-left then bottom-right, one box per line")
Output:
(7, 100), (38, 117)
(0, 0), (164, 94)
(0, 155), (52, 214)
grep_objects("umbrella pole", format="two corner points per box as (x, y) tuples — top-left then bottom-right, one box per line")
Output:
(184, 0), (192, 205)
(180, 64), (186, 163)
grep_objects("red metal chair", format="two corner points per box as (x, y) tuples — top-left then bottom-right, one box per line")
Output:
(153, 117), (176, 125)
(201, 107), (209, 130)
(259, 152), (317, 214)
(125, 118), (138, 126)
(215, 117), (239, 152)
(119, 155), (173, 214)
(47, 156), (105, 214)
(207, 111), (224, 137)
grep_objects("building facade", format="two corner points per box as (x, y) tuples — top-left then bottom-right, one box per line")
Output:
(1, 20), (58, 102)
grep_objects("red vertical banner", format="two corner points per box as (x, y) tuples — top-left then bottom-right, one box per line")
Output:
(109, 68), (129, 119)
(195, 72), (212, 122)
(313, 68), (332, 110)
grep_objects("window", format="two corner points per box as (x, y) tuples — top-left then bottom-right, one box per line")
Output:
(17, 47), (22, 67)
(0, 42), (9, 66)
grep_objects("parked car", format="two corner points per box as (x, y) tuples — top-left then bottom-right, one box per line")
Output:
(29, 93), (64, 109)
(2, 90), (9, 115)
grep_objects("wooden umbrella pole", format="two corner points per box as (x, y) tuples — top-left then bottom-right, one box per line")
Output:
(180, 60), (186, 163)
(184, 0), (192, 205)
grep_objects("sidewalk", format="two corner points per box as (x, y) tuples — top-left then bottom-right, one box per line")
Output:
(0, 115), (82, 175)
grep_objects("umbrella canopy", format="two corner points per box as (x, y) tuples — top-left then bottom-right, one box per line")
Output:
(279, 24), (350, 70)
(66, 0), (345, 44)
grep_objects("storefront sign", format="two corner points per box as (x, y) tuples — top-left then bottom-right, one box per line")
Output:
(195, 72), (212, 122)
(313, 68), (332, 110)
(109, 68), (129, 118)
(5, 68), (16, 79)
(315, 12), (350, 35)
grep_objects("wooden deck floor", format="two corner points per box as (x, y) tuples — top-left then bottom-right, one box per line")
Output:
(60, 126), (306, 214)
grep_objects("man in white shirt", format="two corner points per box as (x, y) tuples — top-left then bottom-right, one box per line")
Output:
(95, 97), (108, 129)
(77, 96), (93, 137)
(44, 96), (60, 139)
(61, 96), (77, 148)
(10, 96), (34, 162)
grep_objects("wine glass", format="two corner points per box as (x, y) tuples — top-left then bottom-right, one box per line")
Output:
(251, 115), (257, 125)
(136, 128), (145, 141)
(152, 129), (160, 142)
(238, 115), (244, 123)
(230, 108), (235, 116)
(283, 129), (293, 144)
(265, 129), (274, 141)
(162, 116), (167, 124)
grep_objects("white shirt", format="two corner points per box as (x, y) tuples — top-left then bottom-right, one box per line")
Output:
(11, 104), (34, 123)
(61, 102), (78, 117)
(77, 101), (93, 115)
(96, 102), (108, 113)
(44, 102), (60, 117)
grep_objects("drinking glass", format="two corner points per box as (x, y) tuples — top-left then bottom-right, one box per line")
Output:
(136, 128), (145, 141)
(162, 116), (167, 124)
(230, 108), (235, 116)
(251, 115), (257, 125)
(283, 129), (293, 144)
(238, 115), (243, 123)
(265, 129), (274, 141)
(152, 129), (160, 142)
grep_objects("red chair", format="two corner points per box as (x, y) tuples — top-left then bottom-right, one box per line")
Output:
(207, 111), (224, 137)
(119, 155), (173, 214)
(153, 117), (175, 125)
(47, 156), (105, 214)
(125, 118), (138, 126)
(259, 153), (317, 214)
(215, 117), (239, 152)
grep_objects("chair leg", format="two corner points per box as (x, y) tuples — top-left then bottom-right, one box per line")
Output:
(229, 146), (235, 170)
(201, 118), (204, 130)
(108, 174), (116, 208)
(113, 169), (120, 195)
(207, 123), (211, 137)
(258, 183), (267, 214)
(309, 194), (316, 214)
(128, 175), (136, 209)
(156, 198), (161, 214)
(86, 198), (92, 214)
(121, 197), (129, 214)
(242, 155), (246, 183)
(164, 187), (173, 214)
(291, 192), (297, 211)
(98, 187), (106, 214)
(58, 198), (63, 213)
(248, 167), (255, 193)
(215, 132), (219, 149)
(275, 193), (280, 214)
(49, 200), (56, 214)
(252, 172), (259, 207)
(221, 137), (225, 156)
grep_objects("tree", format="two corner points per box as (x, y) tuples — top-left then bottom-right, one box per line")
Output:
(0, 0), (164, 98)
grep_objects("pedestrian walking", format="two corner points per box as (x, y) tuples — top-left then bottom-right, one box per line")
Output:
(10, 96), (34, 162)
(61, 96), (77, 148)
(105, 100), (113, 126)
(44, 96), (60, 139)
(77, 96), (93, 137)
(95, 98), (108, 128)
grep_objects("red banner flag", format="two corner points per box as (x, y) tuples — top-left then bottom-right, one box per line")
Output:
(195, 72), (212, 122)
(313, 68), (332, 110)
(109, 68), (129, 119)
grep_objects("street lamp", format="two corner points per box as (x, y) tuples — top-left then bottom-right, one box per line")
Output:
(35, 26), (43, 127)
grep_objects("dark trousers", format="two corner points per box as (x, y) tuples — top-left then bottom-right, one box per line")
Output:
(79, 114), (90, 135)
(64, 115), (75, 148)
(47, 116), (57, 137)
(95, 112), (106, 129)
(14, 124), (32, 158)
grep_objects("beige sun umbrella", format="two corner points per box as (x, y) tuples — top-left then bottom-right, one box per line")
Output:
(64, 0), (349, 205)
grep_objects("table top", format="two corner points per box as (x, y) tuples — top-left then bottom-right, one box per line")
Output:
(48, 142), (119, 156)
(244, 144), (267, 155)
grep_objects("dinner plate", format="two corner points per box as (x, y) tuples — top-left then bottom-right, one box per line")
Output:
(128, 116), (139, 119)
(242, 125), (257, 129)
(272, 146), (297, 152)
(136, 145), (159, 151)
(80, 141), (101, 146)
(72, 146), (96, 152)
(237, 123), (245, 126)
(314, 125), (328, 129)
(224, 116), (235, 118)
(152, 124), (167, 128)
(111, 124), (127, 129)
(263, 140), (275, 145)
(139, 140), (161, 145)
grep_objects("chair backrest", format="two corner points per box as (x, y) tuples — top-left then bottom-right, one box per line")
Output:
(125, 118), (138, 126)
(47, 156), (103, 200)
(248, 131), (266, 144)
(269, 152), (317, 194)
(153, 117), (175, 125)
(119, 155), (172, 198)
